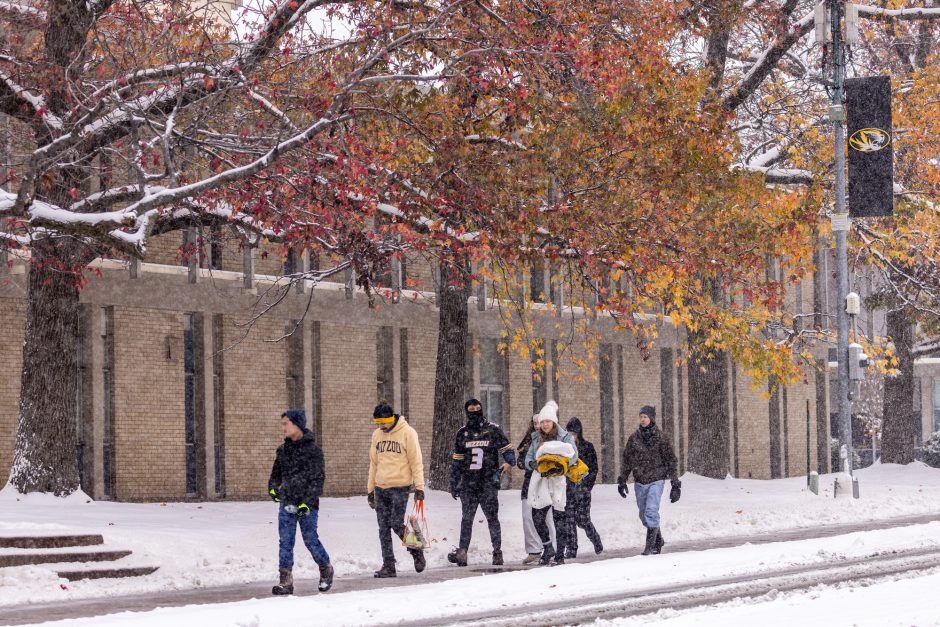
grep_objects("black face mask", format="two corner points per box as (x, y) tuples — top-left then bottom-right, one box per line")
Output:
(466, 410), (484, 426)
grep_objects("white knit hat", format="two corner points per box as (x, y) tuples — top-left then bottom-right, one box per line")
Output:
(537, 400), (559, 425)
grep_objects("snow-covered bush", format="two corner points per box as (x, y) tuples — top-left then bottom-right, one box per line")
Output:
(921, 432), (940, 469)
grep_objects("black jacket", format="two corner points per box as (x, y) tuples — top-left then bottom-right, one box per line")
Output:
(565, 418), (598, 491)
(618, 426), (678, 485)
(268, 431), (325, 508)
(517, 430), (536, 500)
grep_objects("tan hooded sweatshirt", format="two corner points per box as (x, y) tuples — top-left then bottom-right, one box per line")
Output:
(368, 417), (425, 492)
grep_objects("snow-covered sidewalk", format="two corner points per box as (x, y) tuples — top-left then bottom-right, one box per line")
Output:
(1, 463), (939, 608)
(19, 521), (940, 626)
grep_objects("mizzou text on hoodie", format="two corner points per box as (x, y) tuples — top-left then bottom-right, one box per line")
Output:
(368, 417), (426, 492)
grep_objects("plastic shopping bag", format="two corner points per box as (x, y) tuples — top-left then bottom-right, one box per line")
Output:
(402, 500), (431, 551)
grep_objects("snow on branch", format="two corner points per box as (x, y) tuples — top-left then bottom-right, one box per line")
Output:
(857, 5), (940, 21)
(0, 0), (44, 20)
(0, 68), (62, 128)
(723, 9), (816, 112)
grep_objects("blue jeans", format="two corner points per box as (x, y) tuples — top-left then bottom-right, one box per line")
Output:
(634, 480), (665, 528)
(278, 503), (330, 569)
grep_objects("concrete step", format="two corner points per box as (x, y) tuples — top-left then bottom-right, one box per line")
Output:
(56, 566), (160, 582)
(0, 535), (104, 550)
(0, 549), (132, 568)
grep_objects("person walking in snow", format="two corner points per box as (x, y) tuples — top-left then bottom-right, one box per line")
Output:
(268, 409), (334, 595)
(447, 398), (515, 567)
(518, 414), (556, 565)
(564, 417), (603, 558)
(617, 405), (681, 556)
(367, 403), (427, 578)
(525, 400), (578, 566)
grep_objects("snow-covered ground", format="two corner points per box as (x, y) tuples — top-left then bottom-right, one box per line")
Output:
(20, 521), (940, 626)
(601, 569), (940, 627)
(1, 462), (939, 609)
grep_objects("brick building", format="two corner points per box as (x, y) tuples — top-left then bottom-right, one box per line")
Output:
(0, 227), (850, 502)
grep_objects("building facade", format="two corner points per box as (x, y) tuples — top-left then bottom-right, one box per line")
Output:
(0, 229), (843, 501)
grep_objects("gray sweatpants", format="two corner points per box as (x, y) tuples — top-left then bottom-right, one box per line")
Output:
(522, 498), (555, 554)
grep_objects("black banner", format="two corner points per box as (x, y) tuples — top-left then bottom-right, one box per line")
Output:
(845, 76), (893, 217)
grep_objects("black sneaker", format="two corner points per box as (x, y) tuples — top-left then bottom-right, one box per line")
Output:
(538, 545), (556, 566)
(551, 555), (565, 567)
(374, 562), (397, 578)
(564, 549), (577, 559)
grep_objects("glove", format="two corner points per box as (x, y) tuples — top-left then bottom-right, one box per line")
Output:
(269, 488), (280, 503)
(414, 489), (425, 501)
(367, 491), (376, 510)
(450, 485), (460, 500)
(297, 503), (311, 518)
(670, 480), (682, 503)
(617, 481), (628, 498)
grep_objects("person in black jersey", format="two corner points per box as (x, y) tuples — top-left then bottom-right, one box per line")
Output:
(447, 398), (516, 567)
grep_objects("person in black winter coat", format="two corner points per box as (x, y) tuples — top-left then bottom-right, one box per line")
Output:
(268, 409), (333, 595)
(617, 405), (680, 556)
(447, 399), (515, 567)
(564, 417), (603, 558)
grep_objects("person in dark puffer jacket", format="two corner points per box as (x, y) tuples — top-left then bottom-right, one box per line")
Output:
(268, 409), (333, 595)
(617, 405), (681, 556)
(564, 417), (603, 558)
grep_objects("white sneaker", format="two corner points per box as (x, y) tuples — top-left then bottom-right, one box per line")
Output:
(522, 553), (540, 565)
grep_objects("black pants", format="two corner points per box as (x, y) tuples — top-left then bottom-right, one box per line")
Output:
(375, 486), (411, 563)
(459, 483), (501, 551)
(532, 505), (567, 556)
(566, 487), (602, 553)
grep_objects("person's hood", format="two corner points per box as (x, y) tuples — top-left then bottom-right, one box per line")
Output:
(565, 417), (583, 438)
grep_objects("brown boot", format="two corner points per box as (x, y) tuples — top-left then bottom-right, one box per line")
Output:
(272, 568), (293, 595)
(318, 563), (334, 592)
(373, 561), (397, 578)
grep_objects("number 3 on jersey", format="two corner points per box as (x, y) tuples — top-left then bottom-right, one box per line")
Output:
(469, 448), (484, 470)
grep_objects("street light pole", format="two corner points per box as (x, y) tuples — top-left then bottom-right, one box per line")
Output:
(829, 0), (855, 478)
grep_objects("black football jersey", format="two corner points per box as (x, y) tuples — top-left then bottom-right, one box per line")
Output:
(452, 422), (513, 485)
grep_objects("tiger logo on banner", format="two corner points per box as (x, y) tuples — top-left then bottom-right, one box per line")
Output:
(849, 127), (891, 153)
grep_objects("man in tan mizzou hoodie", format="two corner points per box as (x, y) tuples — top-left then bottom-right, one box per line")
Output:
(367, 403), (426, 578)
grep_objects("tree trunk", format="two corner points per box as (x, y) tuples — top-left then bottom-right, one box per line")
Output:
(429, 255), (471, 490)
(882, 307), (915, 464)
(687, 338), (731, 479)
(9, 240), (85, 495)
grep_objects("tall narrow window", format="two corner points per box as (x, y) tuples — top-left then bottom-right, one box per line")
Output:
(101, 306), (115, 499)
(376, 326), (394, 404)
(530, 263), (546, 303)
(599, 343), (614, 482)
(184, 314), (198, 496)
(479, 338), (504, 428)
(311, 322), (323, 443)
(209, 226), (223, 271)
(400, 329), (410, 418)
(286, 320), (305, 409)
(212, 314), (225, 497)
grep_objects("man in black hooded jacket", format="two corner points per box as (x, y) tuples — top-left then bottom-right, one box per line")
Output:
(617, 405), (681, 556)
(448, 399), (515, 567)
(268, 409), (333, 595)
(564, 417), (603, 557)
